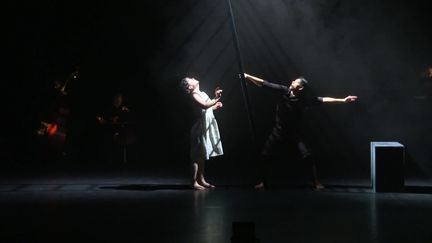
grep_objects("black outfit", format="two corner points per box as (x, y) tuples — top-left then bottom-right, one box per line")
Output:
(259, 80), (323, 184)
(97, 105), (136, 164)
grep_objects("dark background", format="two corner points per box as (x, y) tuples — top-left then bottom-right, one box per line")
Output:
(3, 0), (432, 186)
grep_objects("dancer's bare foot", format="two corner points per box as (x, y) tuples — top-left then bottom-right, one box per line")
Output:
(198, 180), (215, 189)
(254, 182), (265, 190)
(193, 182), (206, 190)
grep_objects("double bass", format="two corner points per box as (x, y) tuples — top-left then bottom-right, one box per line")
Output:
(37, 69), (79, 150)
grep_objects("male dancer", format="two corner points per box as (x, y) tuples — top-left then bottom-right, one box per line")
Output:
(244, 73), (358, 190)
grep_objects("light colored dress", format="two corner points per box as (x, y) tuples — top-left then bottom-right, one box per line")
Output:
(190, 91), (224, 161)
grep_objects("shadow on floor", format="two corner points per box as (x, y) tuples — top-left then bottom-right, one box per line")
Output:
(99, 184), (193, 191)
(405, 186), (432, 194)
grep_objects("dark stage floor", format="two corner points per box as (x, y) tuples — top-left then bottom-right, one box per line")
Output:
(1, 174), (432, 243)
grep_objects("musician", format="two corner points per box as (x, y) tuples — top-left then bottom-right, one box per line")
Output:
(96, 93), (130, 126)
(95, 93), (135, 163)
(36, 69), (78, 156)
(37, 67), (78, 132)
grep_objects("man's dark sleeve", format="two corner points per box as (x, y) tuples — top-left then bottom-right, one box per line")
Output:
(262, 80), (289, 93)
(306, 96), (324, 106)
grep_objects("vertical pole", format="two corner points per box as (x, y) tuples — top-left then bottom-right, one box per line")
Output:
(226, 0), (256, 141)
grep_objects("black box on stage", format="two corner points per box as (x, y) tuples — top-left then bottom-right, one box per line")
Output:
(231, 222), (259, 243)
(370, 142), (405, 192)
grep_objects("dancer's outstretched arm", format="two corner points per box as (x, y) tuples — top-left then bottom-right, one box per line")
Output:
(322, 96), (358, 103)
(243, 73), (264, 86)
(244, 73), (289, 92)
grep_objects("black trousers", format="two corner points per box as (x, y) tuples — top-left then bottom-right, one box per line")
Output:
(258, 125), (316, 184)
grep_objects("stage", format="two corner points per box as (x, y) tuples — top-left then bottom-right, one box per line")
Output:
(4, 0), (432, 242)
(1, 173), (432, 243)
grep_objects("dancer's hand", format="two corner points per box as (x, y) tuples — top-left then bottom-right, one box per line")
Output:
(344, 95), (358, 103)
(215, 86), (223, 99)
(213, 101), (223, 110)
